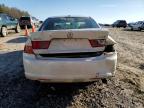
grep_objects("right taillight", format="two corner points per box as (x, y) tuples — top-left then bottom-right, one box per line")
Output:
(32, 41), (51, 49)
(89, 39), (105, 47)
(24, 45), (34, 54)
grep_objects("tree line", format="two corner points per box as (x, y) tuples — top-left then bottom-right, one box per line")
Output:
(0, 4), (30, 18)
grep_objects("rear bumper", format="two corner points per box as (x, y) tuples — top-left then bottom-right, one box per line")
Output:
(23, 52), (117, 82)
(19, 24), (32, 28)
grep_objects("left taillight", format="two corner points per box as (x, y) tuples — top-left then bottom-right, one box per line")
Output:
(32, 41), (51, 49)
(24, 45), (34, 54)
(89, 39), (105, 47)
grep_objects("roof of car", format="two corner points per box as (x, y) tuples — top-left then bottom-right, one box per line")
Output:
(48, 15), (91, 18)
(116, 20), (126, 21)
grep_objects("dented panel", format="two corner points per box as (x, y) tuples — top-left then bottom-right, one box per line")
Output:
(23, 52), (117, 82)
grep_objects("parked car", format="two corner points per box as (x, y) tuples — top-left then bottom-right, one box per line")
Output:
(112, 20), (127, 28)
(103, 24), (111, 27)
(32, 17), (40, 27)
(19, 16), (39, 29)
(0, 13), (20, 37)
(23, 16), (117, 82)
(128, 22), (135, 28)
(130, 21), (144, 31)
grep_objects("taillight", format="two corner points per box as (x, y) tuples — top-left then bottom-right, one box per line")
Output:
(32, 41), (51, 49)
(89, 39), (105, 47)
(30, 19), (32, 23)
(24, 45), (34, 54)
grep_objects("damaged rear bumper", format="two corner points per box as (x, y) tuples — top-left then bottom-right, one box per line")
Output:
(23, 52), (117, 82)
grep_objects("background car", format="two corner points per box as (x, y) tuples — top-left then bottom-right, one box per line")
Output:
(19, 16), (39, 29)
(112, 20), (127, 28)
(128, 22), (135, 27)
(23, 16), (117, 83)
(32, 17), (40, 27)
(0, 13), (20, 37)
(130, 21), (144, 31)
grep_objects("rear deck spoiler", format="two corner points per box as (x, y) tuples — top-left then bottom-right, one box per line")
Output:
(30, 28), (109, 41)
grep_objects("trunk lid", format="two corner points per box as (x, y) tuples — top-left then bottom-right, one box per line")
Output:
(30, 28), (108, 54)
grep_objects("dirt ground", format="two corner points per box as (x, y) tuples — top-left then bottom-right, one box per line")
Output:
(0, 28), (144, 108)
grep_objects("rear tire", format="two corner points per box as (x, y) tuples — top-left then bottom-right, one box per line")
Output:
(138, 28), (141, 31)
(1, 27), (7, 37)
(15, 24), (21, 33)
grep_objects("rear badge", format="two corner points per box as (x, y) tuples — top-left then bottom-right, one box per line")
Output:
(67, 32), (73, 38)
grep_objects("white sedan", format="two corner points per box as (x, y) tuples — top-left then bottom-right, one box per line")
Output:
(23, 16), (117, 82)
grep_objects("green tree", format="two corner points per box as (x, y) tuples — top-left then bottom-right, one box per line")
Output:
(0, 4), (30, 18)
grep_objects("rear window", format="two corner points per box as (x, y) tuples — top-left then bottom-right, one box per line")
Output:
(39, 17), (100, 31)
(120, 21), (126, 23)
(20, 17), (30, 20)
(114, 20), (126, 24)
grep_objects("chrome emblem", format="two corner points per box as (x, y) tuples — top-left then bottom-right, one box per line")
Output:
(67, 32), (73, 38)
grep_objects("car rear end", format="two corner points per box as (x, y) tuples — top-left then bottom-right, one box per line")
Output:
(118, 20), (127, 28)
(19, 16), (32, 29)
(23, 16), (117, 82)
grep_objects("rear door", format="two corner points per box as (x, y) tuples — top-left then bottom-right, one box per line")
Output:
(5, 15), (13, 29)
(7, 16), (17, 29)
(0, 14), (11, 29)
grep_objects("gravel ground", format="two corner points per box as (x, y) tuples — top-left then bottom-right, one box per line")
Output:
(0, 28), (144, 108)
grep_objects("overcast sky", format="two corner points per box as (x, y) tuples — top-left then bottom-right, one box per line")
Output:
(1, 0), (144, 23)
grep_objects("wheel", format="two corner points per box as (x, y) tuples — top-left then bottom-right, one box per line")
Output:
(138, 27), (141, 31)
(1, 27), (7, 37)
(131, 27), (133, 31)
(15, 24), (21, 33)
(116, 26), (119, 28)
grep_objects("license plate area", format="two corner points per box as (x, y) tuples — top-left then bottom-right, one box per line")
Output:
(49, 38), (90, 50)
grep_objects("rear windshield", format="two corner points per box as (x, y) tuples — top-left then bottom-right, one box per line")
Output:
(120, 21), (126, 23)
(114, 20), (126, 24)
(20, 17), (30, 20)
(39, 17), (100, 31)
